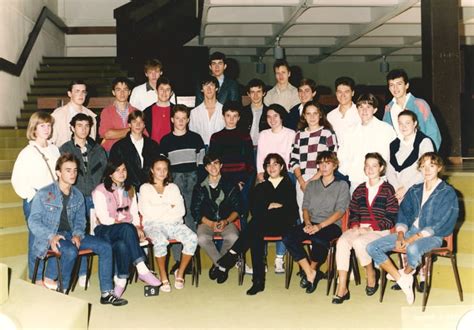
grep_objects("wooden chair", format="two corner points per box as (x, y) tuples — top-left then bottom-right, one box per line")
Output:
(31, 250), (64, 292)
(166, 239), (199, 287)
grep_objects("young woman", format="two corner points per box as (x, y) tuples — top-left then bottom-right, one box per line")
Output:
(92, 160), (161, 298)
(11, 111), (60, 287)
(283, 151), (350, 294)
(218, 153), (299, 295)
(139, 156), (198, 292)
(367, 152), (459, 305)
(332, 153), (398, 304)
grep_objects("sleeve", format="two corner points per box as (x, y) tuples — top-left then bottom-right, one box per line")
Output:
(289, 132), (301, 171)
(227, 185), (242, 216)
(91, 189), (116, 225)
(28, 193), (55, 242)
(130, 87), (142, 111)
(379, 184), (399, 231)
(243, 134), (256, 176)
(196, 135), (205, 166)
(11, 148), (36, 201)
(416, 100), (442, 151)
(327, 129), (339, 153)
(335, 181), (350, 214)
(130, 191), (140, 227)
(256, 132), (265, 174)
(71, 192), (86, 239)
(396, 186), (416, 233)
(419, 187), (459, 237)
(229, 80), (240, 103)
(189, 111), (198, 138)
(98, 107), (110, 138)
(348, 186), (361, 228)
(191, 185), (204, 224)
(169, 184), (186, 219)
(90, 115), (97, 140)
(302, 181), (314, 210)
(138, 184), (154, 221)
(385, 157), (400, 189)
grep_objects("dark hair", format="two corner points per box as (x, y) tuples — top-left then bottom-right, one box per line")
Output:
(55, 152), (79, 171)
(149, 155), (173, 186)
(365, 152), (387, 176)
(127, 110), (144, 124)
(273, 59), (291, 72)
(246, 78), (266, 93)
(398, 109), (419, 129)
(201, 75), (219, 90)
(112, 77), (132, 90)
(356, 93), (379, 109)
(203, 152), (221, 167)
(266, 103), (288, 124)
(171, 104), (190, 118)
(156, 76), (172, 89)
(209, 51), (226, 65)
(144, 58), (163, 72)
(69, 113), (93, 128)
(298, 78), (317, 93)
(418, 152), (444, 174)
(386, 69), (409, 84)
(316, 151), (339, 168)
(103, 159), (132, 192)
(222, 101), (241, 116)
(68, 80), (87, 92)
(263, 153), (288, 180)
(335, 76), (355, 91)
(298, 101), (333, 131)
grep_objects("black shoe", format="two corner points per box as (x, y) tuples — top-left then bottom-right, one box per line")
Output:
(209, 265), (219, 280)
(216, 269), (229, 284)
(417, 281), (426, 293)
(391, 283), (402, 290)
(217, 252), (238, 270)
(300, 273), (309, 289)
(169, 261), (180, 275)
(246, 282), (265, 295)
(332, 291), (351, 304)
(305, 271), (323, 294)
(100, 293), (128, 306)
(365, 282), (379, 296)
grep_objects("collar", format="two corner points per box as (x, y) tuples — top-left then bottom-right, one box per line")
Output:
(145, 82), (154, 92)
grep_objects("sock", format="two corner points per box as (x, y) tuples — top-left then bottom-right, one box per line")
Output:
(229, 250), (237, 255)
(136, 261), (149, 275)
(276, 255), (284, 259)
(101, 290), (113, 298)
(78, 275), (87, 288)
(114, 275), (127, 288)
(218, 266), (226, 272)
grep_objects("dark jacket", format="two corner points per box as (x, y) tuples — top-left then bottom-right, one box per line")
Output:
(195, 77), (240, 106)
(59, 137), (107, 196)
(238, 103), (271, 133)
(109, 133), (161, 191)
(143, 102), (174, 141)
(287, 103), (302, 131)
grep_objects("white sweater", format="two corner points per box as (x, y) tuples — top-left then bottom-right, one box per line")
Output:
(138, 183), (185, 225)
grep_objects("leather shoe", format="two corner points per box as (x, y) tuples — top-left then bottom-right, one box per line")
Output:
(246, 282), (265, 295)
(365, 282), (379, 296)
(209, 265), (219, 280)
(217, 252), (238, 270)
(300, 273), (309, 289)
(332, 291), (351, 304)
(305, 271), (323, 294)
(216, 269), (229, 284)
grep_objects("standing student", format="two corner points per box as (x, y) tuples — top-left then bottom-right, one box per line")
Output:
(287, 78), (317, 131)
(130, 59), (163, 111)
(264, 59), (300, 112)
(238, 78), (269, 144)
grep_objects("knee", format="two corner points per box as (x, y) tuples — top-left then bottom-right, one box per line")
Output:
(121, 223), (137, 236)
(113, 240), (128, 254)
(406, 243), (420, 259)
(197, 233), (210, 247)
(60, 245), (78, 260)
(352, 238), (366, 252)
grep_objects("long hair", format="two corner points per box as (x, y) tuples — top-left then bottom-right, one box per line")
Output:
(262, 153), (289, 181)
(26, 111), (54, 141)
(148, 155), (173, 186)
(297, 100), (333, 131)
(103, 159), (132, 193)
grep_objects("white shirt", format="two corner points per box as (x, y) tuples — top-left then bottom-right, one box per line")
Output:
(130, 135), (144, 166)
(130, 82), (157, 111)
(250, 107), (263, 146)
(327, 103), (361, 149)
(189, 101), (225, 145)
(264, 84), (300, 112)
(366, 179), (384, 205)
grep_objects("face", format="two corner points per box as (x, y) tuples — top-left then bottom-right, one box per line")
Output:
(111, 164), (127, 185)
(56, 161), (78, 186)
(303, 105), (321, 128)
(171, 111), (189, 131)
(335, 84), (354, 107)
(67, 84), (87, 106)
(209, 59), (226, 77)
(151, 161), (169, 183)
(419, 158), (441, 182)
(205, 159), (222, 177)
(398, 114), (417, 137)
(224, 111), (240, 129)
(157, 83), (172, 103)
(274, 66), (290, 85)
(112, 82), (131, 103)
(72, 120), (91, 140)
(364, 157), (383, 180)
(266, 109), (282, 129)
(35, 121), (52, 140)
(265, 159), (283, 179)
(201, 82), (218, 99)
(248, 86), (264, 105)
(388, 77), (409, 99)
(357, 103), (376, 124)
(298, 85), (316, 104)
(145, 67), (162, 85)
(129, 117), (145, 135)
(319, 160), (336, 177)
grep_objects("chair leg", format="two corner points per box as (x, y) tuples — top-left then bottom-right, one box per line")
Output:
(56, 255), (63, 293)
(422, 253), (434, 312)
(450, 254), (463, 302)
(148, 244), (155, 272)
(68, 255), (82, 294)
(379, 268), (387, 303)
(31, 257), (42, 284)
(195, 246), (202, 275)
(238, 253), (245, 286)
(85, 255), (93, 291)
(192, 255), (199, 288)
(326, 247), (334, 296)
(350, 251), (361, 285)
(284, 252), (291, 289)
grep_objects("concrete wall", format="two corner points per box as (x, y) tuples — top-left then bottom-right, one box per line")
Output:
(0, 0), (64, 127)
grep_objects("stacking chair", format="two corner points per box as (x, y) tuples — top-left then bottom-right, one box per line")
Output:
(31, 250), (64, 292)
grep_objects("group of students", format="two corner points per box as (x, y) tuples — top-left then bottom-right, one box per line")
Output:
(10, 52), (459, 307)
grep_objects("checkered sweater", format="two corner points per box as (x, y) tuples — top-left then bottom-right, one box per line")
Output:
(289, 127), (338, 176)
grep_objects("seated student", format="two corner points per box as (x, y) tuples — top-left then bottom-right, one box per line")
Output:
(367, 152), (458, 305)
(287, 78), (317, 131)
(139, 156), (198, 292)
(218, 153), (299, 295)
(238, 78), (269, 142)
(28, 153), (127, 305)
(130, 59), (163, 111)
(109, 110), (161, 192)
(332, 153), (398, 304)
(283, 151), (350, 294)
(92, 159), (161, 298)
(99, 77), (136, 153)
(192, 153), (240, 284)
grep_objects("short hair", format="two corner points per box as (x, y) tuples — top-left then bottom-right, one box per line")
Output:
(262, 153), (289, 180)
(156, 76), (172, 89)
(266, 103), (288, 123)
(356, 93), (379, 109)
(222, 101), (241, 116)
(26, 111), (54, 141)
(418, 152), (444, 173)
(335, 76), (355, 91)
(298, 101), (333, 131)
(144, 58), (163, 72)
(127, 110), (144, 124)
(102, 158), (132, 192)
(209, 51), (226, 65)
(386, 69), (409, 84)
(112, 77), (132, 90)
(316, 151), (339, 168)
(298, 78), (317, 93)
(68, 80), (87, 92)
(398, 109), (419, 129)
(69, 113), (93, 128)
(246, 78), (266, 93)
(203, 152), (221, 167)
(365, 152), (387, 176)
(55, 152), (79, 171)
(171, 104), (190, 118)
(149, 155), (173, 186)
(273, 59), (291, 72)
(201, 75), (219, 89)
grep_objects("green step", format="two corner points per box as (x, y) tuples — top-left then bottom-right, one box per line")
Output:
(456, 222), (474, 254)
(0, 148), (22, 159)
(0, 203), (24, 228)
(0, 181), (21, 203)
(39, 64), (123, 72)
(0, 129), (25, 137)
(43, 57), (116, 65)
(0, 137), (28, 148)
(30, 86), (111, 94)
(430, 253), (474, 293)
(33, 78), (116, 87)
(22, 103), (37, 111)
(461, 197), (474, 222)
(0, 160), (14, 174)
(447, 173), (474, 197)
(0, 226), (27, 258)
(36, 71), (127, 79)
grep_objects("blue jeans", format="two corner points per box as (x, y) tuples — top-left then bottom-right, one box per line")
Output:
(24, 199), (38, 279)
(366, 226), (443, 269)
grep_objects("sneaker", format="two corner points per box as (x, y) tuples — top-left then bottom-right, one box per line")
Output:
(387, 268), (415, 281)
(100, 293), (128, 306)
(138, 271), (162, 286)
(78, 275), (88, 288)
(396, 273), (415, 305)
(274, 257), (284, 274)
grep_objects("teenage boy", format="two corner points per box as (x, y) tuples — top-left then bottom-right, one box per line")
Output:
(264, 59), (300, 112)
(287, 78), (317, 131)
(327, 76), (361, 149)
(28, 153), (127, 305)
(195, 52), (240, 105)
(189, 75), (225, 146)
(143, 76), (173, 144)
(160, 104), (205, 273)
(383, 69), (441, 150)
(130, 59), (163, 111)
(99, 77), (136, 153)
(51, 80), (97, 147)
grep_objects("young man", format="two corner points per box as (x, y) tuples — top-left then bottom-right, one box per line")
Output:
(195, 52), (240, 106)
(143, 76), (173, 144)
(264, 59), (300, 112)
(384, 69), (441, 150)
(327, 76), (361, 149)
(287, 78), (317, 131)
(51, 80), (97, 147)
(99, 77), (136, 153)
(28, 153), (127, 305)
(189, 75), (225, 146)
(160, 104), (205, 273)
(109, 110), (161, 192)
(130, 59), (163, 111)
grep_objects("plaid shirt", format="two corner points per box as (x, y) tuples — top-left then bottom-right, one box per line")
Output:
(289, 127), (338, 176)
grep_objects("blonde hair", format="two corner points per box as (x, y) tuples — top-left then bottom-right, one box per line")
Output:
(26, 111), (54, 141)
(418, 152), (444, 174)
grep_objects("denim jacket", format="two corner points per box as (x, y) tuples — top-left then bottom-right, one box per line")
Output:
(397, 180), (459, 238)
(28, 182), (86, 258)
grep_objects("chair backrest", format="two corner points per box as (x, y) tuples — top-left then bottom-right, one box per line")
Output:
(89, 209), (99, 235)
(341, 209), (350, 232)
(444, 233), (454, 252)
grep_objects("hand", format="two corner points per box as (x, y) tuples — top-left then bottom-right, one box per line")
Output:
(238, 181), (245, 191)
(50, 234), (65, 253)
(214, 221), (225, 233)
(71, 235), (81, 249)
(268, 202), (283, 210)
(304, 224), (321, 235)
(358, 227), (372, 234)
(395, 235), (406, 250)
(395, 186), (407, 202)
(404, 234), (419, 245)
(256, 172), (264, 183)
(298, 179), (307, 192)
(136, 227), (146, 241)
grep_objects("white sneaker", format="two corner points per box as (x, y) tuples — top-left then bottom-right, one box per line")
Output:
(274, 257), (284, 274)
(387, 268), (415, 281)
(78, 275), (88, 288)
(396, 273), (415, 305)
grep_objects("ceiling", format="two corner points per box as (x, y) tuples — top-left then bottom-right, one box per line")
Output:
(185, 0), (474, 63)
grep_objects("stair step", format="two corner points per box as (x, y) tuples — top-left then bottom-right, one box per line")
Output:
(0, 254), (27, 280)
(0, 129), (25, 137)
(447, 173), (474, 197)
(43, 56), (116, 65)
(0, 137), (27, 148)
(30, 86), (111, 94)
(33, 78), (116, 87)
(461, 197), (474, 222)
(0, 181), (21, 203)
(22, 103), (37, 110)
(36, 71), (127, 79)
(0, 148), (22, 159)
(39, 64), (123, 72)
(0, 203), (24, 228)
(0, 225), (28, 258)
(456, 221), (474, 254)
(0, 160), (15, 173)
(430, 252), (474, 293)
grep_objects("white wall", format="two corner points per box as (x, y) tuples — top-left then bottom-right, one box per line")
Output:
(0, 0), (65, 127)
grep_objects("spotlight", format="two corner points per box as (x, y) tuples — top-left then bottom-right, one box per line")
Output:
(256, 56), (266, 74)
(274, 36), (285, 60)
(379, 56), (390, 73)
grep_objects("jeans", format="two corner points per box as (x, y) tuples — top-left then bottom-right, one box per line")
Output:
(94, 223), (146, 279)
(366, 226), (443, 269)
